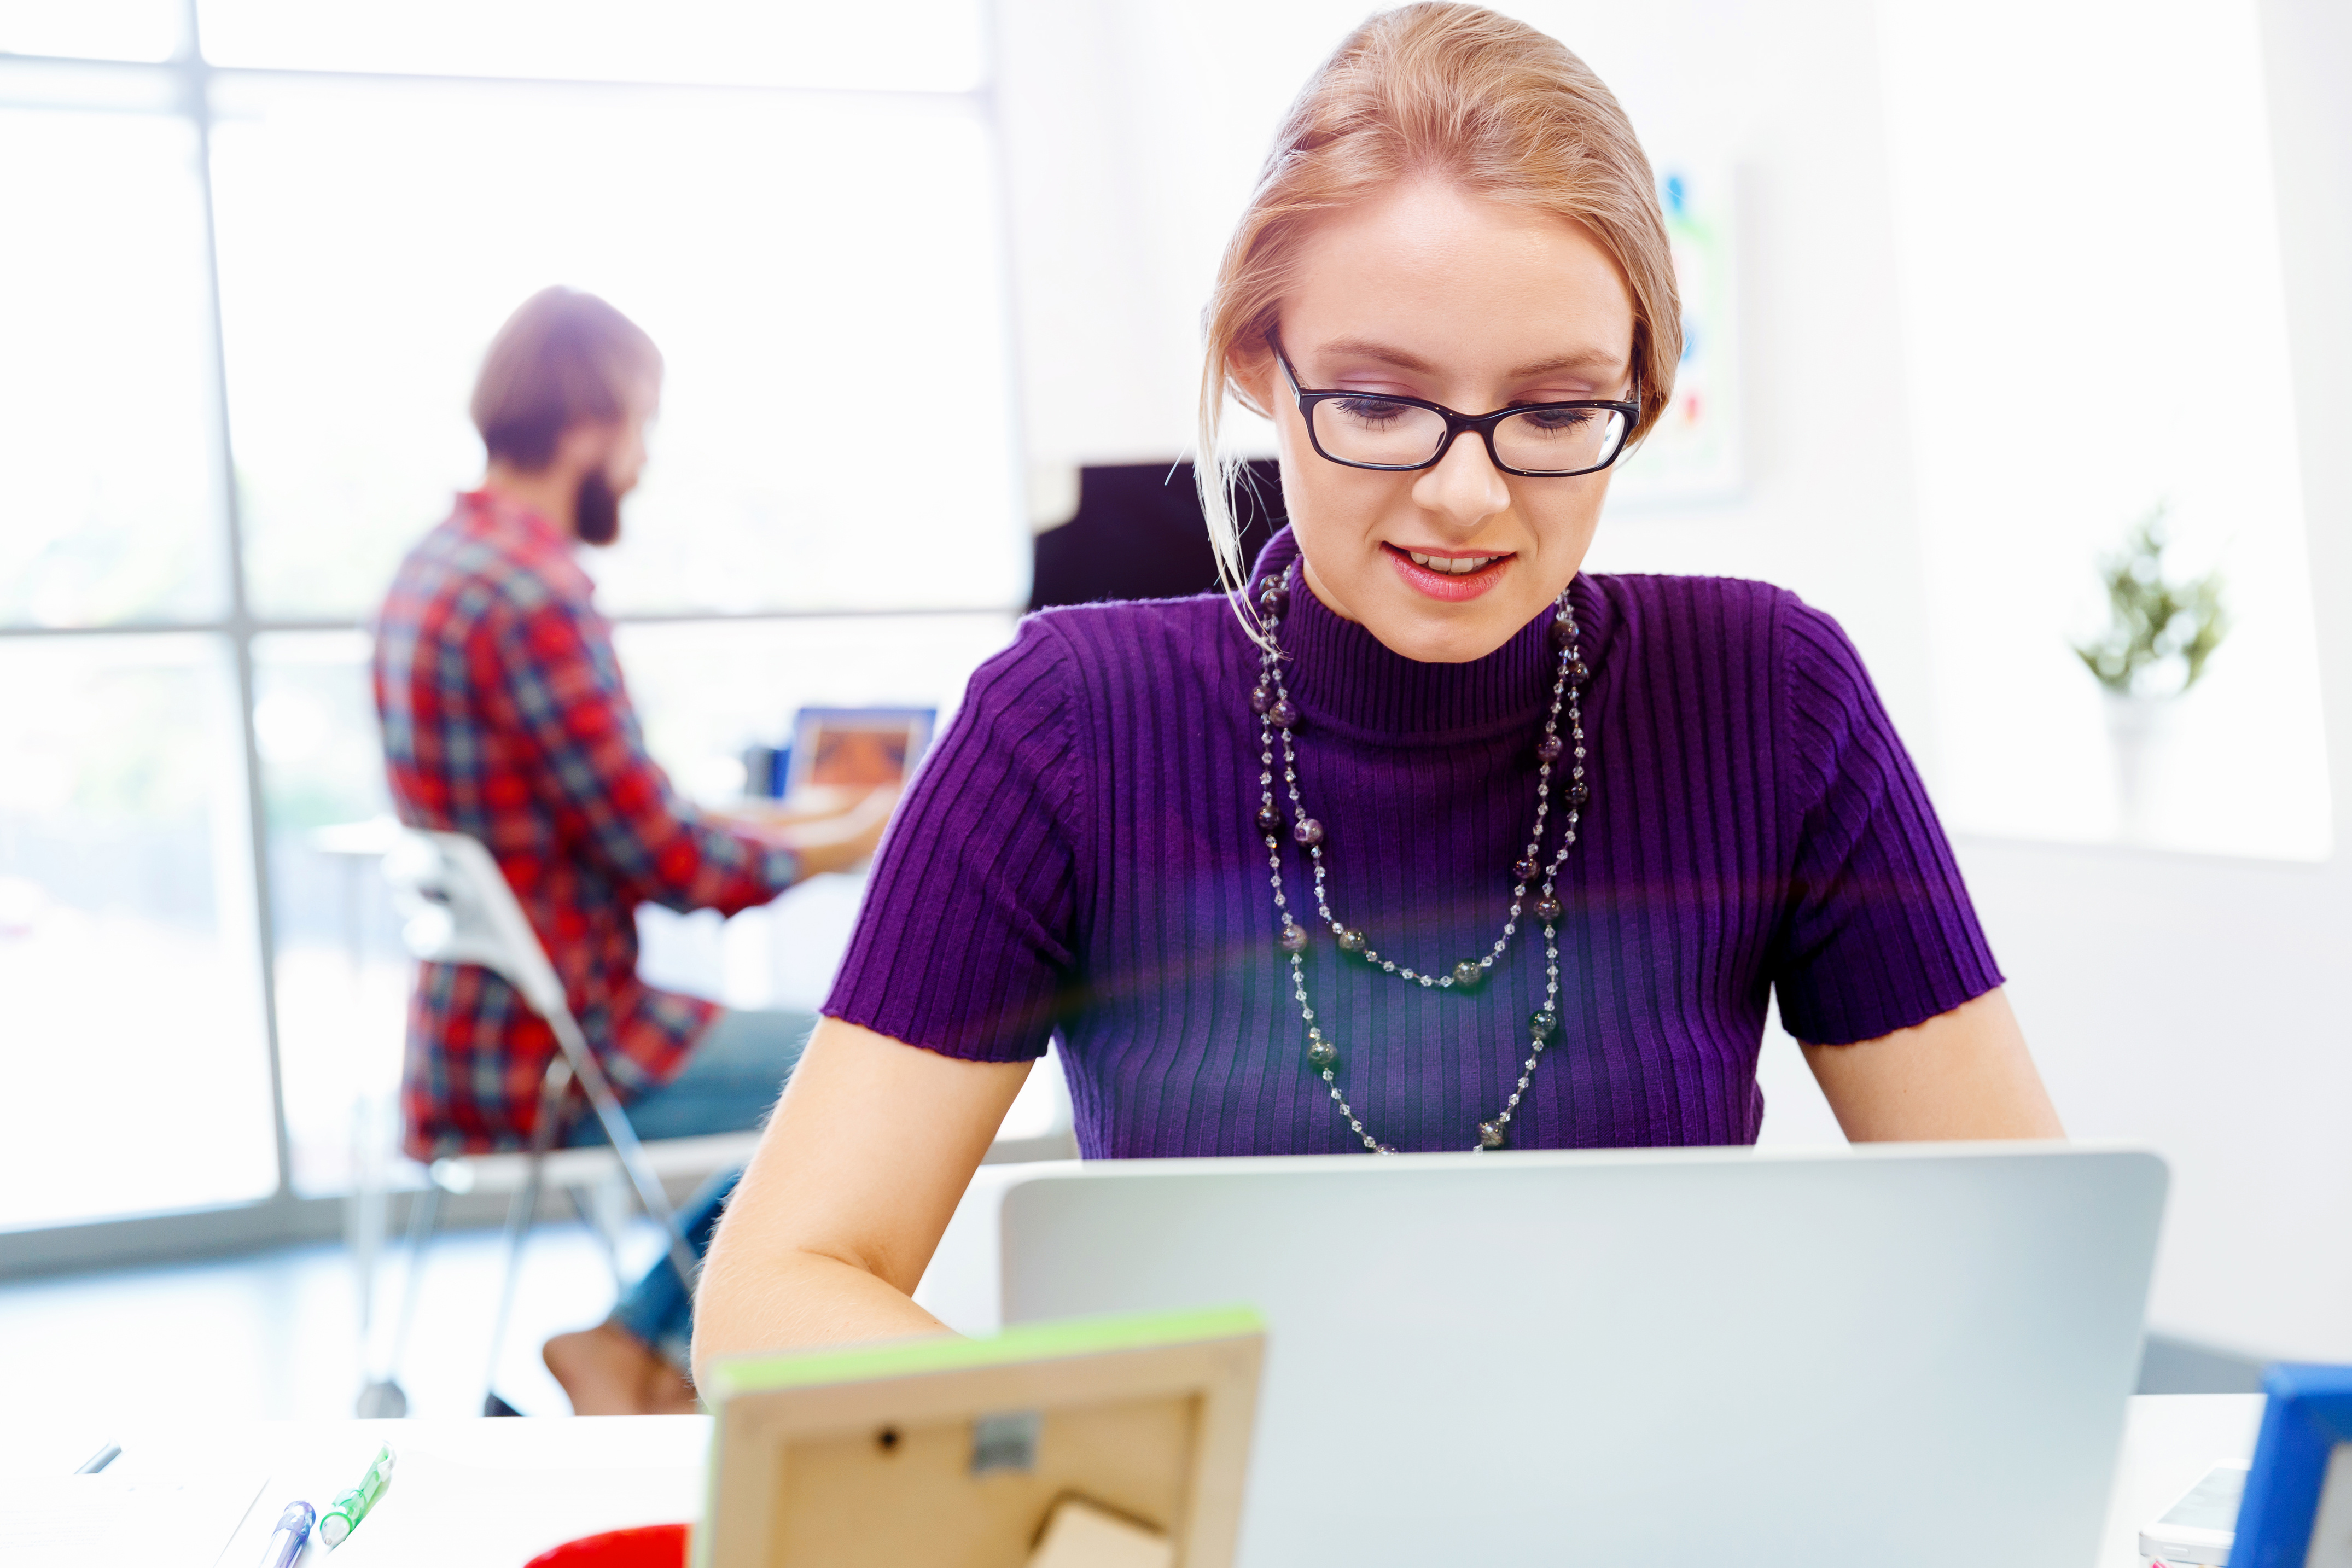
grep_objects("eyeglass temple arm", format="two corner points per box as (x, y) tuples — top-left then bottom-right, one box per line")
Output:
(1272, 339), (1302, 400)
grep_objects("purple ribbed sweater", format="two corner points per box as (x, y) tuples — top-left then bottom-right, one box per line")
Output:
(826, 529), (1999, 1156)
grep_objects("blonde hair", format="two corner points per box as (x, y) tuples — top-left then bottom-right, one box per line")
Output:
(1196, 2), (1681, 606)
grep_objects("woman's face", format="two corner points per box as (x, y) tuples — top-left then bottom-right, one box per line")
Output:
(1239, 179), (1638, 664)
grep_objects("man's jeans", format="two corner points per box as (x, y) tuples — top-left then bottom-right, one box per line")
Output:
(564, 1008), (811, 1370)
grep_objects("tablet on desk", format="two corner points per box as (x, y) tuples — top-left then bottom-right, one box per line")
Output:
(784, 707), (934, 796)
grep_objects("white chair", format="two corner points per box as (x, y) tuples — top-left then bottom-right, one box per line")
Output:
(376, 827), (706, 1418)
(365, 826), (1083, 1418)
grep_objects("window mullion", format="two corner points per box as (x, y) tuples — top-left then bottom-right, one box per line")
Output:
(185, 0), (296, 1212)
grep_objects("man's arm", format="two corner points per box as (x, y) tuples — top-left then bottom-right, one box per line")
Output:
(489, 597), (818, 911)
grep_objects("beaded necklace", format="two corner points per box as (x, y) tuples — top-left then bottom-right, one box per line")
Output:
(1249, 562), (1590, 1153)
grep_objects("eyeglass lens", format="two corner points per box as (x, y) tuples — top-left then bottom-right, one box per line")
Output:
(1312, 395), (1628, 474)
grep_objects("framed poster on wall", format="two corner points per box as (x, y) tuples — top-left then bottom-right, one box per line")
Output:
(1606, 161), (1743, 511)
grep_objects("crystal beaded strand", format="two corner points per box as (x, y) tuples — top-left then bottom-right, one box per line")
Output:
(1249, 562), (1593, 1153)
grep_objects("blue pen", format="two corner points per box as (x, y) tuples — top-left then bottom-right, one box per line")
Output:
(257, 1501), (316, 1568)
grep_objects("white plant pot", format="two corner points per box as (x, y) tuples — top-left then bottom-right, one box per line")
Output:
(2101, 690), (2174, 843)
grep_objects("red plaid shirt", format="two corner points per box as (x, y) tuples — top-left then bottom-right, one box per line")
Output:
(373, 491), (796, 1157)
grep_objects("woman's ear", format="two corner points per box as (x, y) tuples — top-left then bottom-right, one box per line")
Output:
(1226, 339), (1279, 421)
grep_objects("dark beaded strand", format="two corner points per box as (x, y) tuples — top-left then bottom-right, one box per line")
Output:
(1250, 563), (1592, 1153)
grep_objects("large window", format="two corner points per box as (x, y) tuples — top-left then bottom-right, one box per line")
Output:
(0, 5), (1024, 1240)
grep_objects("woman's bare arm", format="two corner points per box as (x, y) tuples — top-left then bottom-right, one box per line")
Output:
(1801, 987), (2064, 1141)
(690, 1016), (1033, 1382)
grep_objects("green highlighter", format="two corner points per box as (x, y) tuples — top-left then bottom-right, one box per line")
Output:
(318, 1444), (396, 1547)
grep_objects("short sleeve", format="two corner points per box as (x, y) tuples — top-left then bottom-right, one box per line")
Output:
(1771, 599), (2002, 1045)
(822, 617), (1084, 1062)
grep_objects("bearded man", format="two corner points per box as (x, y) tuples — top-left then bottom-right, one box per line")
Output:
(374, 287), (888, 1412)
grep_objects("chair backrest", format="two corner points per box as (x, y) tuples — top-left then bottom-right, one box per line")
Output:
(381, 829), (567, 1021)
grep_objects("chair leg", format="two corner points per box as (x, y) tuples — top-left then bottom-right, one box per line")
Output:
(357, 1178), (442, 1418)
(544, 1011), (701, 1296)
(480, 1056), (570, 1417)
(565, 1180), (627, 1296)
(347, 1140), (385, 1383)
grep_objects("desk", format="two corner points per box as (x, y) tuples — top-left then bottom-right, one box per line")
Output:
(197, 1418), (706, 1566)
(89, 1395), (2265, 1566)
(2094, 1392), (2265, 1565)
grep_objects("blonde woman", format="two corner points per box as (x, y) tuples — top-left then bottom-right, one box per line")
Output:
(694, 2), (2061, 1368)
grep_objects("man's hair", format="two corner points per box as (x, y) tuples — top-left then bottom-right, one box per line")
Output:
(470, 287), (662, 471)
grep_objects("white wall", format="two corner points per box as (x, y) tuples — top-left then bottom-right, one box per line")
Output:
(992, 0), (2352, 1360)
(997, 0), (1945, 737)
(1876, 0), (2330, 864)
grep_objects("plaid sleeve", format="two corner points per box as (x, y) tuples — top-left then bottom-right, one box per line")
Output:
(484, 593), (796, 914)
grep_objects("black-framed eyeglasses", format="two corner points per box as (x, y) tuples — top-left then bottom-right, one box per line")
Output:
(1275, 343), (1639, 477)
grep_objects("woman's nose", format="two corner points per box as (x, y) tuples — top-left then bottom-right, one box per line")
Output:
(1410, 429), (1512, 531)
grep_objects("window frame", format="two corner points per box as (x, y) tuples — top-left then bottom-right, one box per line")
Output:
(0, 0), (1025, 1273)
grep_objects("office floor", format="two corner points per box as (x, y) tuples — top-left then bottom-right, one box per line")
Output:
(0, 1222), (2264, 1431)
(0, 1219), (667, 1430)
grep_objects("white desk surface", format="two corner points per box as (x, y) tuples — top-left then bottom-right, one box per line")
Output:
(23, 1394), (2266, 1567)
(2095, 1393), (2265, 1565)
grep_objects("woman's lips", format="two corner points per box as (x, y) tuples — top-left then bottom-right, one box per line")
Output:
(1382, 542), (1513, 602)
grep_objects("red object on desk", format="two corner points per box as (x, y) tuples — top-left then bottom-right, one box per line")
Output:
(522, 1523), (689, 1568)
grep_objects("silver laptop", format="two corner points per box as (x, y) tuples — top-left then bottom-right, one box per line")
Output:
(922, 1144), (2165, 1568)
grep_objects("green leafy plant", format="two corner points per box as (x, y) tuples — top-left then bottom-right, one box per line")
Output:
(2072, 505), (2228, 698)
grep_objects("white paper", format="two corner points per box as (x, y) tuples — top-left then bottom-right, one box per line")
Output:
(0, 1469), (265, 1568)
(327, 1448), (697, 1568)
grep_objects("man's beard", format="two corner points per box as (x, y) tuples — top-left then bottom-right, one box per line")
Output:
(575, 469), (621, 545)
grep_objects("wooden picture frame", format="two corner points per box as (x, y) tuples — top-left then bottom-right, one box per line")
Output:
(2233, 1363), (2352, 1568)
(695, 1308), (1264, 1568)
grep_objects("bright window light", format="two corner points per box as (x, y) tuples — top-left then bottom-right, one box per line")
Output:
(0, 0), (182, 63)
(208, 76), (1026, 621)
(2, 0), (1028, 1235)
(195, 0), (986, 92)
(0, 636), (278, 1228)
(0, 108), (224, 628)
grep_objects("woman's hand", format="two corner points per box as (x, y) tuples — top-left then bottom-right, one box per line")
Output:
(690, 1017), (1033, 1380)
(1801, 987), (2064, 1141)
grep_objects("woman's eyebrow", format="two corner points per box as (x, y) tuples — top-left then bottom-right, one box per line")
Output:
(1314, 336), (1441, 374)
(1507, 349), (1625, 380)
(1313, 337), (1625, 382)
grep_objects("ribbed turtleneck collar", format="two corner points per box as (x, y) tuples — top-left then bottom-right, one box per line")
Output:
(1245, 527), (1597, 744)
